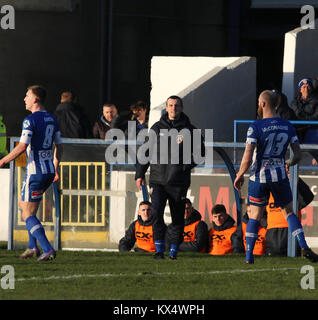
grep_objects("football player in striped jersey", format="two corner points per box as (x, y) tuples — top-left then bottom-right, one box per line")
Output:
(0, 85), (63, 261)
(234, 90), (318, 264)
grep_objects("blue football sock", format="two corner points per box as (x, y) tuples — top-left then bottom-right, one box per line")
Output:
(155, 240), (165, 253)
(21, 209), (37, 250)
(169, 244), (179, 258)
(245, 218), (260, 262)
(25, 216), (52, 252)
(27, 230), (37, 250)
(287, 213), (309, 249)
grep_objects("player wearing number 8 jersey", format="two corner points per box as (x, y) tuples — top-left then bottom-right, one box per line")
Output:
(21, 112), (60, 187)
(0, 85), (63, 261)
(234, 90), (318, 264)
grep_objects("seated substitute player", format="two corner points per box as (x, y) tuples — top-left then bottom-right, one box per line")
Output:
(0, 85), (63, 261)
(266, 173), (313, 256)
(207, 204), (237, 255)
(119, 201), (165, 252)
(234, 90), (318, 264)
(232, 204), (267, 256)
(165, 198), (208, 253)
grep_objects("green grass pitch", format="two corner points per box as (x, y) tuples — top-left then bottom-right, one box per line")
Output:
(1, 246), (318, 301)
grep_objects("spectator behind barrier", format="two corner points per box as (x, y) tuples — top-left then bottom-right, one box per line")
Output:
(313, 77), (318, 94)
(165, 198), (208, 253)
(124, 101), (149, 160)
(207, 204), (237, 255)
(271, 89), (297, 121)
(54, 90), (92, 138)
(92, 103), (126, 139)
(257, 83), (296, 121)
(290, 78), (318, 142)
(125, 100), (148, 137)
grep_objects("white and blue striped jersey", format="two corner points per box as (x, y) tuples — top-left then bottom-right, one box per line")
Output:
(246, 117), (298, 183)
(19, 111), (62, 176)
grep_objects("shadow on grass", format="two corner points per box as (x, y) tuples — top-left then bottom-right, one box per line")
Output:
(0, 242), (7, 249)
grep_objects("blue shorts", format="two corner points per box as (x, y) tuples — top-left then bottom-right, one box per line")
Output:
(21, 173), (55, 202)
(248, 178), (292, 208)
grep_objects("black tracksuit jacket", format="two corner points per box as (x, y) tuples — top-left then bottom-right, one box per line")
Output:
(135, 112), (204, 187)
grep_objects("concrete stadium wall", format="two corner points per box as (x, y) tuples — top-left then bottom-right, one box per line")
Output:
(0, 168), (10, 241)
(282, 18), (318, 104)
(108, 171), (318, 248)
(149, 56), (256, 142)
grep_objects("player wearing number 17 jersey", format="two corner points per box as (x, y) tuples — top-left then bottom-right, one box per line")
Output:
(234, 90), (318, 264)
(0, 85), (63, 261)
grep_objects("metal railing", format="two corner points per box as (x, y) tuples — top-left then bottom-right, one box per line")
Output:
(7, 135), (317, 257)
(233, 119), (318, 168)
(59, 161), (106, 226)
(234, 119), (318, 144)
(8, 137), (113, 250)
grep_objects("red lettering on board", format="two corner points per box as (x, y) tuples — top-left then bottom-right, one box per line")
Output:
(215, 187), (230, 213)
(198, 186), (231, 224)
(301, 206), (313, 226)
(198, 186), (213, 223)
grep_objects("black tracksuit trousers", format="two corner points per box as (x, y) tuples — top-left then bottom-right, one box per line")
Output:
(150, 183), (188, 246)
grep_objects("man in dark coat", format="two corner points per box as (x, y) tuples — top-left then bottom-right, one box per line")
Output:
(92, 103), (126, 139)
(126, 100), (148, 136)
(135, 95), (205, 260)
(54, 91), (91, 138)
(273, 90), (297, 121)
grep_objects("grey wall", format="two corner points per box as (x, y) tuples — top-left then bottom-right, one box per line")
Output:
(0, 0), (228, 138)
(181, 57), (256, 142)
(0, 1), (101, 137)
(149, 56), (256, 142)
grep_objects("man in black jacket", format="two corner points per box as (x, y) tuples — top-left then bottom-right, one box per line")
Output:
(54, 91), (91, 138)
(135, 95), (204, 260)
